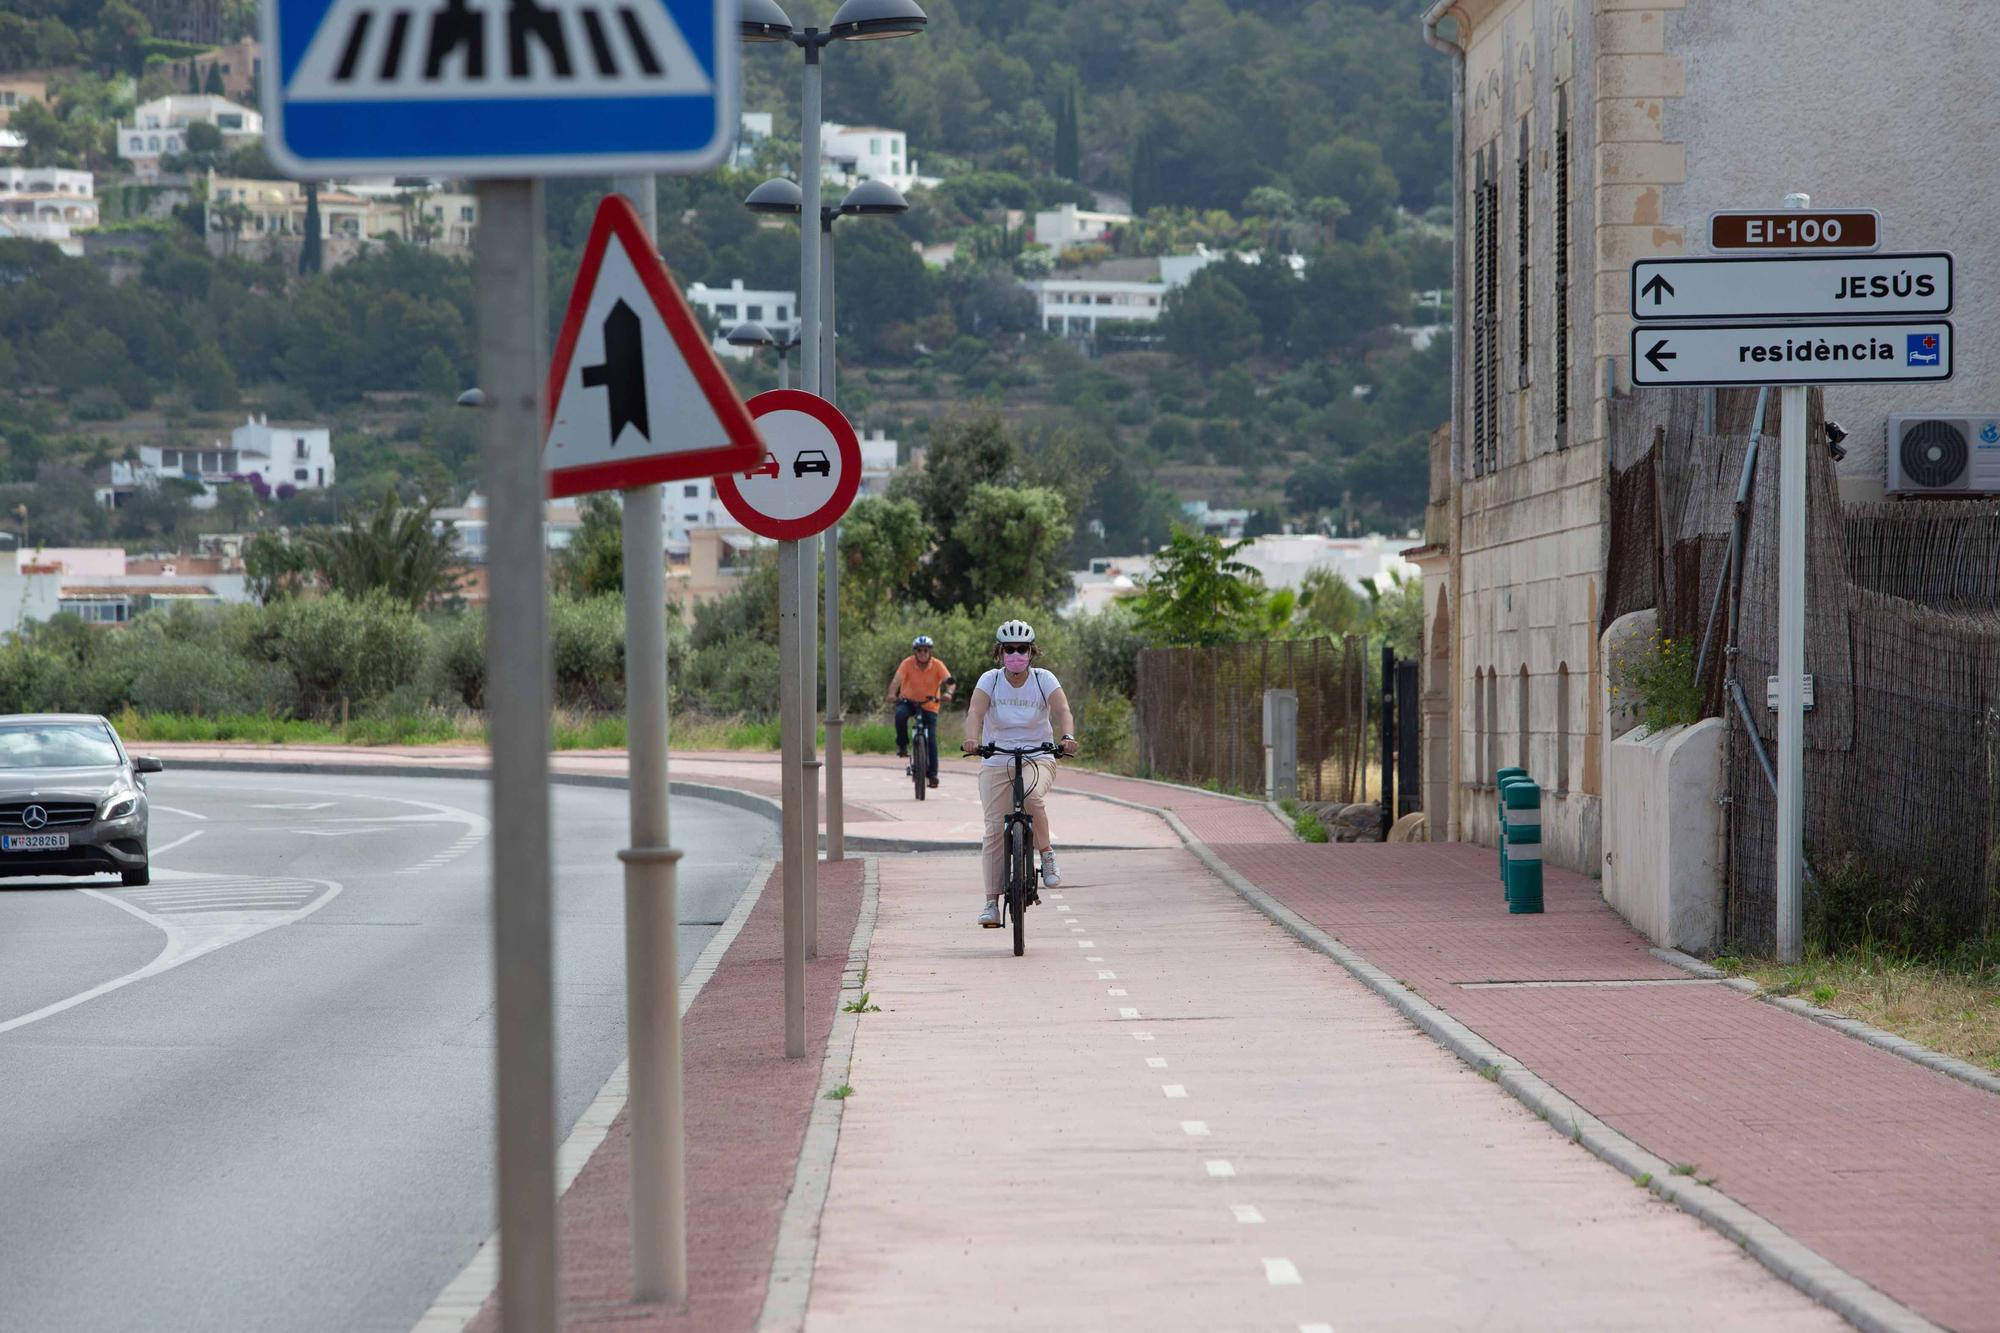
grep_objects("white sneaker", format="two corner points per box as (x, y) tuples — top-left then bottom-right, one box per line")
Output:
(1039, 851), (1061, 888)
(978, 898), (1001, 928)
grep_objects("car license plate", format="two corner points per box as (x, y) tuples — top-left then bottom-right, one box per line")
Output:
(3, 833), (69, 851)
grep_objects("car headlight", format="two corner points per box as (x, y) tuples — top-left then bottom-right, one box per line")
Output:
(99, 793), (138, 822)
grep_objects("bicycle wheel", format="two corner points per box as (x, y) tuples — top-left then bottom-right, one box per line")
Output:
(1007, 820), (1029, 956)
(911, 727), (927, 801)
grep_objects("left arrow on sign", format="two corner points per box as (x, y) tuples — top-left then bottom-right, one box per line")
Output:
(1644, 338), (1676, 374)
(581, 298), (649, 446)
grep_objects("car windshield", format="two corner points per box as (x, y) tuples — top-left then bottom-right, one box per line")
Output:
(0, 724), (121, 769)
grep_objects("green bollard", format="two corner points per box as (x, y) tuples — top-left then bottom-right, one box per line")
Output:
(1495, 767), (1526, 883)
(1503, 780), (1544, 914)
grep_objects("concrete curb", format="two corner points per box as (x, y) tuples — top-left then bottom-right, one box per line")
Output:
(758, 855), (880, 1333)
(410, 856), (777, 1333)
(1123, 806), (1942, 1333)
(1652, 947), (2000, 1099)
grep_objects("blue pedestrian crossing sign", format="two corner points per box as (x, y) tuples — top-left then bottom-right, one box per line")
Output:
(259, 0), (737, 177)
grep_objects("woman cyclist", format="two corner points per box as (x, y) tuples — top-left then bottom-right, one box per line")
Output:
(960, 619), (1079, 928)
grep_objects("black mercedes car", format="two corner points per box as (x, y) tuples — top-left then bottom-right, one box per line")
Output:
(0, 715), (162, 887)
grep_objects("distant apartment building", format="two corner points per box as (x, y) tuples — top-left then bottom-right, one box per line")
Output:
(0, 74), (48, 127)
(687, 279), (798, 359)
(668, 528), (765, 625)
(1033, 203), (1133, 257)
(0, 167), (96, 257)
(119, 96), (263, 179)
(822, 123), (919, 193)
(434, 493), (585, 564)
(5, 546), (246, 624)
(99, 415), (336, 510)
(734, 111), (775, 169)
(206, 172), (478, 256)
(167, 38), (263, 100)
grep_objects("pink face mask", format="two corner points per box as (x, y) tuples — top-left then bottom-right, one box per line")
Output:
(1002, 651), (1031, 673)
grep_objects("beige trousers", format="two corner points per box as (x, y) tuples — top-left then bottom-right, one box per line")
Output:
(977, 759), (1055, 898)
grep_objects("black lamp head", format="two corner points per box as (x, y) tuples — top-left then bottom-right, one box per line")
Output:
(725, 320), (776, 348)
(743, 177), (804, 216)
(830, 0), (928, 41)
(839, 179), (910, 216)
(740, 0), (794, 42)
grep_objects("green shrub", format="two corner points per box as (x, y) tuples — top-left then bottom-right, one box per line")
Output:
(431, 608), (486, 709)
(1294, 809), (1330, 842)
(550, 593), (625, 711)
(1613, 630), (1702, 732)
(262, 591), (428, 713)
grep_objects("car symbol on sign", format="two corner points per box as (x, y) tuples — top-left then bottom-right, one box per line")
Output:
(793, 449), (832, 478)
(745, 451), (780, 480)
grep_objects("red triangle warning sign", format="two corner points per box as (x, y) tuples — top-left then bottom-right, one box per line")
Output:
(543, 193), (764, 498)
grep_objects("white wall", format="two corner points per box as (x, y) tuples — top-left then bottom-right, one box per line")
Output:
(1666, 1), (2000, 494)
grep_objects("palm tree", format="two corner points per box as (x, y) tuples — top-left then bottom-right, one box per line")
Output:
(306, 488), (462, 607)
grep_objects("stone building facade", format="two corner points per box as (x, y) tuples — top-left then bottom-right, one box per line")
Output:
(1416, 0), (1998, 871)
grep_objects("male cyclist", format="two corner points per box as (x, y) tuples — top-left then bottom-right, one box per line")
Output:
(887, 635), (953, 788)
(960, 619), (1078, 927)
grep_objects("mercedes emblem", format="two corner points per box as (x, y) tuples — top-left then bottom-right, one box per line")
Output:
(22, 805), (48, 830)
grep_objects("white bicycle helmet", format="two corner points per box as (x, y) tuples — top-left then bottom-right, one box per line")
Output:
(994, 619), (1036, 645)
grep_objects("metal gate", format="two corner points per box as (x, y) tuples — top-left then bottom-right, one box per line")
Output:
(1379, 648), (1422, 837)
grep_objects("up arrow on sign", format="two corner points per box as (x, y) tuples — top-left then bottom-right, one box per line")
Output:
(1639, 273), (1675, 306)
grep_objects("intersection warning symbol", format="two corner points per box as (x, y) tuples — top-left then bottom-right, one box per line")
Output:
(286, 0), (712, 101)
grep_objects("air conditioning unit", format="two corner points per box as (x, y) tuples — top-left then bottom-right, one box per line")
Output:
(1886, 414), (2000, 496)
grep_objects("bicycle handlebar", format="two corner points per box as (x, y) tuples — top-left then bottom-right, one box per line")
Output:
(966, 742), (1067, 759)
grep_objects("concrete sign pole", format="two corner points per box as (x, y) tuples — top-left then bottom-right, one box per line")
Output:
(822, 221), (845, 862)
(778, 537), (806, 1057)
(607, 173), (687, 1304)
(1775, 192), (1810, 964)
(475, 177), (558, 1333)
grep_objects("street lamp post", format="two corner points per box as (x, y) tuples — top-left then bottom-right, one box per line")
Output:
(743, 0), (926, 1020)
(725, 320), (803, 389)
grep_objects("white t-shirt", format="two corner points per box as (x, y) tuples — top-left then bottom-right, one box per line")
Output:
(975, 667), (1061, 766)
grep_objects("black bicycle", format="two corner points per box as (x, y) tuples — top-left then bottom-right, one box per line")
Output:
(972, 742), (1063, 956)
(903, 694), (943, 801)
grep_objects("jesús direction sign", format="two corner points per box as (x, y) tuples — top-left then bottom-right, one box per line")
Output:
(1631, 253), (1953, 323)
(1630, 321), (1954, 388)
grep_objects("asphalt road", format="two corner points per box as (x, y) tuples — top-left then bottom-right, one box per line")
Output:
(0, 769), (778, 1333)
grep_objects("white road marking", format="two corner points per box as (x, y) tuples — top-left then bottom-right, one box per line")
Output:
(1118, 1007), (1140, 1019)
(1055, 905), (1071, 913)
(0, 871), (343, 1036)
(1132, 1031), (1155, 1042)
(1078, 940), (1095, 947)
(149, 829), (205, 856)
(1162, 1084), (1187, 1099)
(1205, 1160), (1235, 1177)
(1108, 987), (1127, 996)
(1181, 1121), (1210, 1137)
(293, 826), (397, 837)
(1232, 1204), (1265, 1224)
(1147, 1056), (1168, 1069)
(1086, 955), (1105, 962)
(1302, 1323), (1335, 1332)
(1264, 1258), (1302, 1286)
(1047, 893), (1063, 899)
(1097, 970), (1117, 979)
(147, 804), (209, 820)
(250, 802), (337, 811)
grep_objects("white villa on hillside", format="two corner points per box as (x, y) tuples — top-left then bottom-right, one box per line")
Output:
(0, 167), (96, 256)
(119, 95), (262, 179)
(1033, 203), (1133, 257)
(688, 279), (799, 359)
(99, 415), (336, 510)
(822, 123), (920, 193)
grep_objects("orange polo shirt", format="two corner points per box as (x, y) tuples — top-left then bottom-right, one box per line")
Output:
(892, 656), (952, 714)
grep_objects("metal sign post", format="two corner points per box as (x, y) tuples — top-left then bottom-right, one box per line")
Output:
(796, 38), (824, 967)
(1772, 191), (1812, 965)
(606, 174), (686, 1307)
(474, 177), (558, 1333)
(821, 221), (844, 863)
(778, 538), (806, 1057)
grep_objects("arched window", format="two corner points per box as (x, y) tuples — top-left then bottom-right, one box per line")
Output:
(1473, 668), (1487, 785)
(1517, 665), (1531, 772)
(1430, 593), (1452, 693)
(1484, 669), (1499, 781)
(1556, 664), (1571, 793)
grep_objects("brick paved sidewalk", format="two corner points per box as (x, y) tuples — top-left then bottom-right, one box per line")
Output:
(1051, 769), (2000, 1333)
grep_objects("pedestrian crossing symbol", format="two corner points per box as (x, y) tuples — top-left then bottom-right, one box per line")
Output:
(261, 0), (736, 176)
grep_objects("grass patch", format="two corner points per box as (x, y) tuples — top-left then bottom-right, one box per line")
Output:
(118, 708), (482, 747)
(1633, 1172), (1653, 1188)
(1293, 808), (1329, 843)
(1734, 944), (2000, 1073)
(823, 1084), (854, 1100)
(670, 714), (899, 755)
(841, 991), (881, 1014)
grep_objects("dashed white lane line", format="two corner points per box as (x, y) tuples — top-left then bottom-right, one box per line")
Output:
(1263, 1258), (1302, 1286)
(1097, 970), (1118, 979)
(1055, 905), (1071, 913)
(1301, 1324), (1335, 1332)
(1146, 1056), (1168, 1069)
(1086, 955), (1105, 962)
(1108, 987), (1127, 996)
(1078, 940), (1095, 947)
(1232, 1204), (1265, 1224)
(1131, 1031), (1155, 1042)
(1162, 1084), (1187, 1099)
(1181, 1121), (1210, 1137)
(1206, 1160), (1235, 1177)
(1118, 1007), (1140, 1020)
